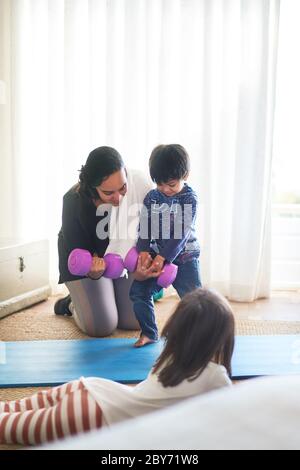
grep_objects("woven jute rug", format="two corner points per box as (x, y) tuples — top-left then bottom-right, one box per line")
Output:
(1, 294), (300, 450)
(2, 295), (300, 342)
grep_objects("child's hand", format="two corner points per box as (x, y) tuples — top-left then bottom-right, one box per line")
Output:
(151, 255), (165, 273)
(134, 255), (162, 281)
(139, 251), (152, 271)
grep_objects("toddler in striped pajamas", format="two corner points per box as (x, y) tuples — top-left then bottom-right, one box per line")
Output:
(0, 289), (234, 446)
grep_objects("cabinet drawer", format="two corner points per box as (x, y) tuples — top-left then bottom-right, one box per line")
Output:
(0, 239), (50, 304)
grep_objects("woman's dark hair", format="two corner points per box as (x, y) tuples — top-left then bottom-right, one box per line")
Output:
(149, 144), (190, 184)
(78, 146), (124, 199)
(152, 288), (235, 387)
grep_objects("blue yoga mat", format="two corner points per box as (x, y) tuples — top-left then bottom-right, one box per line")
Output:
(232, 335), (300, 379)
(0, 335), (300, 388)
(0, 338), (164, 388)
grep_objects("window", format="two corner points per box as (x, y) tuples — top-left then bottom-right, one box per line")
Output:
(272, 0), (300, 289)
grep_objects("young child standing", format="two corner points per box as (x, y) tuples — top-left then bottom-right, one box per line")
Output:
(0, 289), (234, 446)
(130, 144), (201, 347)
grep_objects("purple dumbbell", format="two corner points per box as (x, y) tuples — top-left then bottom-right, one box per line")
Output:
(68, 248), (124, 280)
(124, 247), (178, 288)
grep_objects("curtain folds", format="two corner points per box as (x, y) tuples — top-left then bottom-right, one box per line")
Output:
(0, 0), (280, 300)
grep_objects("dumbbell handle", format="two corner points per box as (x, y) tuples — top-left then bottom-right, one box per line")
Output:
(124, 247), (178, 288)
(68, 249), (124, 280)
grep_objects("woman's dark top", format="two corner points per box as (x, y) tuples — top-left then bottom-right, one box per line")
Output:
(58, 185), (110, 283)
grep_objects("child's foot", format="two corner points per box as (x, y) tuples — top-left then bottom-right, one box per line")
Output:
(134, 335), (157, 348)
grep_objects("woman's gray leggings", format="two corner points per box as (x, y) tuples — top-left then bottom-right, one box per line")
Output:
(66, 274), (139, 337)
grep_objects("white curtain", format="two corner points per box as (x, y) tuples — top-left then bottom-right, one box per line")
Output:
(0, 0), (280, 301)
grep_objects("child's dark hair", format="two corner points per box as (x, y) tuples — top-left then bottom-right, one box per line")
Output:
(152, 288), (235, 387)
(78, 146), (124, 199)
(149, 144), (190, 184)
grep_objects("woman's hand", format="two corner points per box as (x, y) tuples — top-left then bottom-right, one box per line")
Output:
(87, 256), (106, 280)
(133, 253), (164, 281)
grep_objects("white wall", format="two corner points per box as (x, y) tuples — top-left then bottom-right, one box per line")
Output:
(0, 0), (14, 239)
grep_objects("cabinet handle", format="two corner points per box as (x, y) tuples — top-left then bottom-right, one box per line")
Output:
(19, 257), (26, 273)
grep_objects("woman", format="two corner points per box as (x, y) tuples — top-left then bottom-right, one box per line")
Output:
(55, 146), (160, 337)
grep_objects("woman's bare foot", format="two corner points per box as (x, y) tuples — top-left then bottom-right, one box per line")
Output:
(134, 334), (157, 348)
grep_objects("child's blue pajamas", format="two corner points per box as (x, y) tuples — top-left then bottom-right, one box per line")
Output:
(130, 184), (201, 340)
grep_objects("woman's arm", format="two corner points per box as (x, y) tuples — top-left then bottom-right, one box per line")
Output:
(60, 191), (106, 280)
(61, 192), (92, 252)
